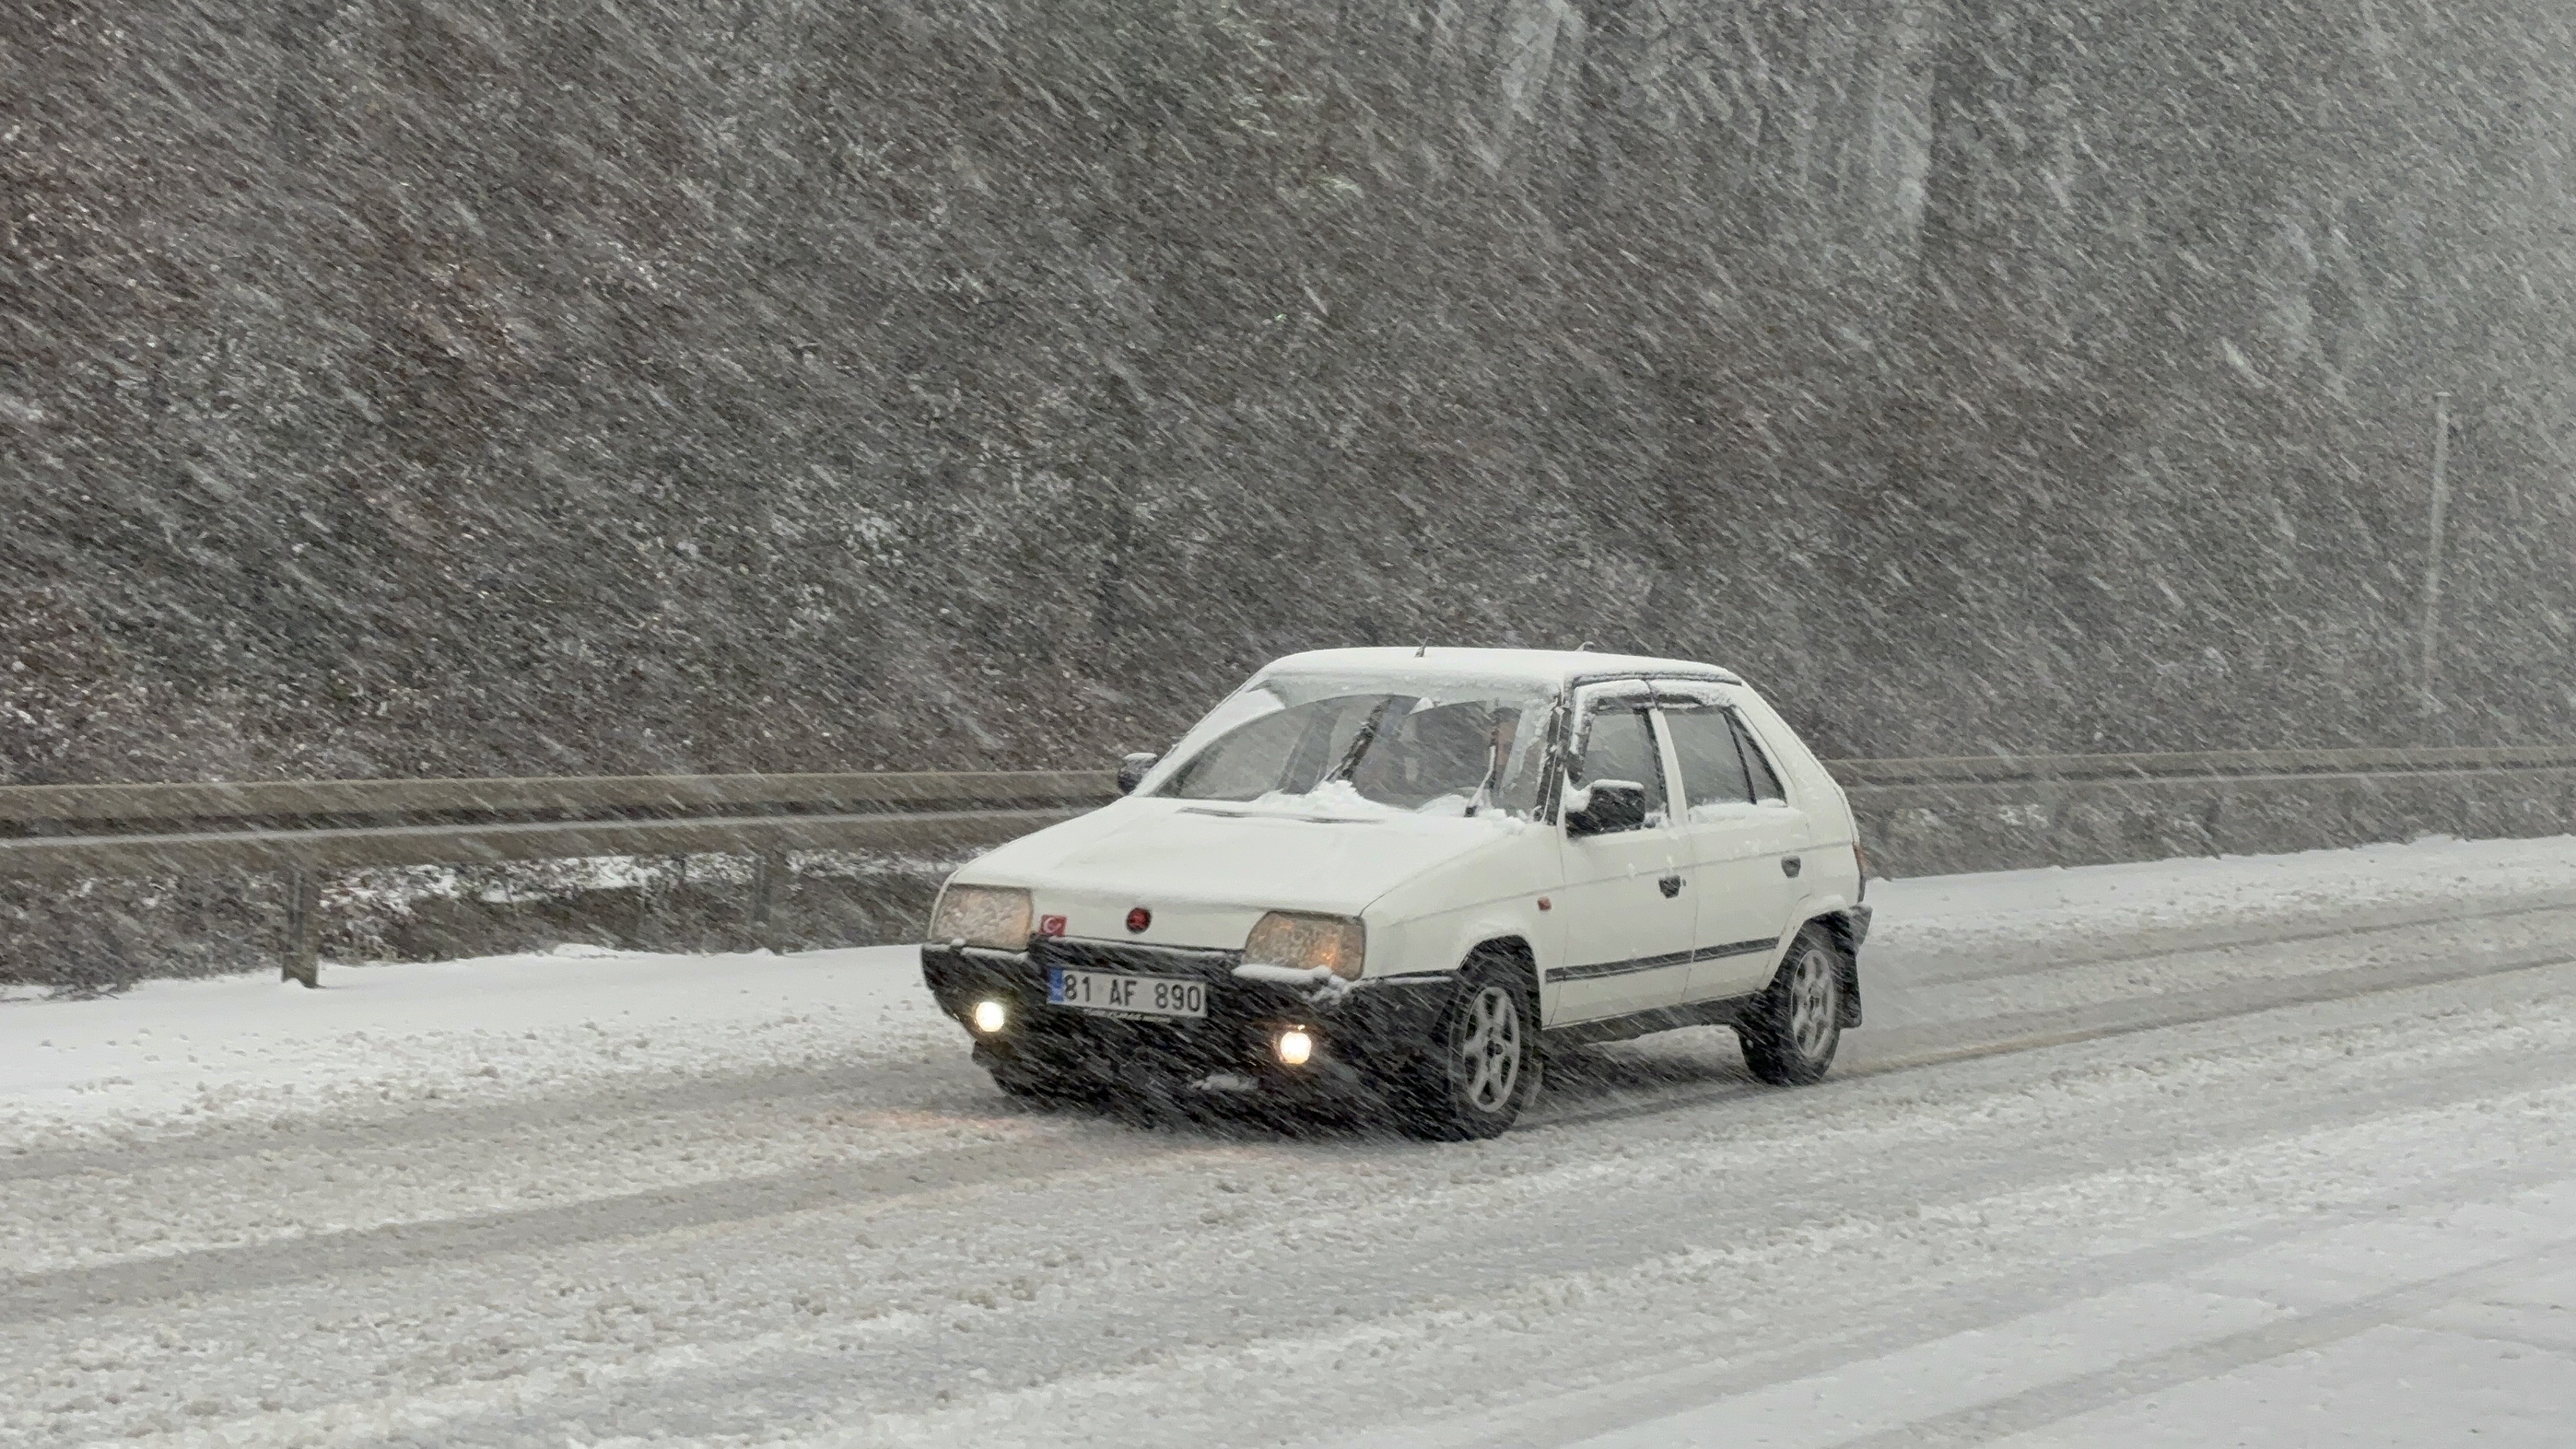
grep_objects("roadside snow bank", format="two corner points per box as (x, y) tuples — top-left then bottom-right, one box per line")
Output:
(0, 944), (943, 1154)
(1871, 831), (2576, 955)
(4, 832), (2572, 1155)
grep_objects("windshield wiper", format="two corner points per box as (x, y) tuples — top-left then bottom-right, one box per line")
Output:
(1466, 740), (1504, 817)
(1325, 695), (1407, 785)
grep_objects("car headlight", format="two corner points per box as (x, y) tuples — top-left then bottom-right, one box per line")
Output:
(929, 886), (1033, 950)
(1244, 911), (1366, 980)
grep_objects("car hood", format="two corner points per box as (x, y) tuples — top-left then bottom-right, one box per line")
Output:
(954, 797), (1528, 948)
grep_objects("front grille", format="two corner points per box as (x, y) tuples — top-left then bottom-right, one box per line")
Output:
(1030, 938), (1243, 979)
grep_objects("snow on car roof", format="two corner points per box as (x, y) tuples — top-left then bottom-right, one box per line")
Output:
(1259, 647), (1742, 688)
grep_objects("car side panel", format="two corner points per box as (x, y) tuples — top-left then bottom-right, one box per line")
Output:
(1359, 826), (1562, 990)
(1718, 684), (1865, 941)
(1722, 686), (1859, 846)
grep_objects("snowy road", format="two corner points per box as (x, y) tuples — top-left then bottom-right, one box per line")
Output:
(7, 836), (2576, 1448)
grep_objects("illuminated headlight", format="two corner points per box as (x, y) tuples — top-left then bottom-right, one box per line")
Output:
(1243, 911), (1366, 980)
(971, 999), (1008, 1034)
(1276, 1028), (1315, 1066)
(929, 886), (1033, 950)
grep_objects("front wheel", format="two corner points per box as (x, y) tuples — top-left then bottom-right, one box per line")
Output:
(1391, 963), (1540, 1139)
(1740, 924), (1846, 1086)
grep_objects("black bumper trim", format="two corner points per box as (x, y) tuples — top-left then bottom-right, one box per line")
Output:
(921, 943), (1454, 1082)
(1550, 935), (1779, 984)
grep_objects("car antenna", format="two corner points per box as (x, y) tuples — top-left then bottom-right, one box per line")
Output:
(1415, 643), (1428, 656)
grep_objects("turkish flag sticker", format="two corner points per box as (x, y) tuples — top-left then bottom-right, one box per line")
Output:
(1126, 907), (1152, 934)
(1037, 914), (1068, 938)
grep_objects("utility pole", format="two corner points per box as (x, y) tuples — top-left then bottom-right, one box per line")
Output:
(2417, 392), (2453, 715)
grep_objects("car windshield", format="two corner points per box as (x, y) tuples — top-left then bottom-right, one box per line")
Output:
(1150, 672), (1558, 818)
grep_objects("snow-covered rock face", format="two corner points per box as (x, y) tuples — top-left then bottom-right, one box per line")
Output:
(10, 3), (2576, 785)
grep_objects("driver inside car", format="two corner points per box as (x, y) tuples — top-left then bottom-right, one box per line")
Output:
(1348, 700), (1524, 812)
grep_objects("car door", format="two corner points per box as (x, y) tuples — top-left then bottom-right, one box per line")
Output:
(1655, 683), (1808, 1002)
(1548, 681), (1696, 1024)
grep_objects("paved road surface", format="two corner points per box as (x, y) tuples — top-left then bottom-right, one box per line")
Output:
(5, 837), (2575, 1447)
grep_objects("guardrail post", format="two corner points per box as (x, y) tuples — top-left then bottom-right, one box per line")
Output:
(747, 853), (785, 953)
(282, 870), (321, 988)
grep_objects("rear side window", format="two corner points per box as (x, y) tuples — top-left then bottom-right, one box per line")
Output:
(1731, 714), (1787, 804)
(1660, 706), (1753, 812)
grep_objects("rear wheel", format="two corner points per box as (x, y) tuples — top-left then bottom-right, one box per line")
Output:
(1740, 924), (1845, 1086)
(1393, 962), (1540, 1139)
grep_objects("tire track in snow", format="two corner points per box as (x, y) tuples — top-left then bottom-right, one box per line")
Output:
(1818, 1235), (2576, 1449)
(1895, 891), (2576, 987)
(1536, 941), (2576, 1133)
(0, 1123), (1173, 1322)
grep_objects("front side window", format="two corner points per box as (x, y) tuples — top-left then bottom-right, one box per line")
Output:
(1568, 699), (1668, 831)
(1152, 672), (1557, 818)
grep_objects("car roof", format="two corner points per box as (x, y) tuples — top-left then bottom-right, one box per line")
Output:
(1259, 647), (1743, 689)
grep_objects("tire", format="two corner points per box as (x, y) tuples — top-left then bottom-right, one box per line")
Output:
(1392, 960), (1540, 1140)
(1740, 924), (1846, 1086)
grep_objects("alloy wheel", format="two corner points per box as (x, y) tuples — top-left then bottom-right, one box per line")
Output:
(1788, 943), (1838, 1060)
(1458, 984), (1524, 1112)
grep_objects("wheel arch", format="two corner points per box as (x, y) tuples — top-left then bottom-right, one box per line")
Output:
(1463, 933), (1541, 999)
(1808, 912), (1866, 1028)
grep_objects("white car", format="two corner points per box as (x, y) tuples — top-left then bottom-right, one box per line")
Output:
(921, 648), (1870, 1137)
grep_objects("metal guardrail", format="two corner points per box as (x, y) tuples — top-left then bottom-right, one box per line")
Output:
(0, 769), (1120, 827)
(0, 771), (1117, 985)
(1841, 746), (2576, 880)
(4, 748), (2572, 985)
(1828, 745), (2576, 789)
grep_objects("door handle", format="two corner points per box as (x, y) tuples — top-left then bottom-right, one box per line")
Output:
(1658, 874), (1684, 898)
(1781, 856), (1802, 878)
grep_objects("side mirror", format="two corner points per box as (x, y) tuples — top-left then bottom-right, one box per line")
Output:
(1117, 752), (1160, 795)
(1565, 779), (1647, 836)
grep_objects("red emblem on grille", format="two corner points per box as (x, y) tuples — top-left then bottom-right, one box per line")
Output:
(1126, 907), (1152, 934)
(1037, 914), (1068, 937)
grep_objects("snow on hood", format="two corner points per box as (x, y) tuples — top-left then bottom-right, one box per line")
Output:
(955, 795), (1525, 919)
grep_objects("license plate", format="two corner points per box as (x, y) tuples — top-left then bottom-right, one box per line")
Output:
(1048, 967), (1208, 1020)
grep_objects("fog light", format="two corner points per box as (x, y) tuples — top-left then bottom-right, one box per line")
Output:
(1276, 1028), (1315, 1067)
(971, 999), (1008, 1034)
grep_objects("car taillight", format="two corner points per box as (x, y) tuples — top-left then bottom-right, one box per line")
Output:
(1854, 842), (1871, 902)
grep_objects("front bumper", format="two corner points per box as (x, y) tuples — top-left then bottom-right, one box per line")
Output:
(921, 940), (1453, 1090)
